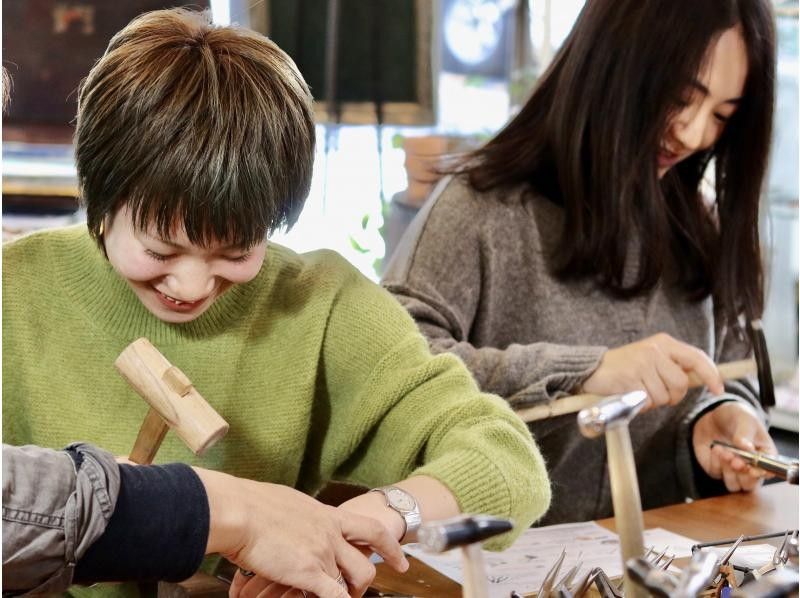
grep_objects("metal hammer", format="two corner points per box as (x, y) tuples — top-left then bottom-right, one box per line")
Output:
(417, 514), (513, 598)
(115, 338), (229, 465)
(578, 390), (648, 598)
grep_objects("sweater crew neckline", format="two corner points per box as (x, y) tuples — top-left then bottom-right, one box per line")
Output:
(52, 226), (262, 344)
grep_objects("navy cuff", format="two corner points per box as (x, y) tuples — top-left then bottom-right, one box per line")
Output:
(74, 463), (209, 584)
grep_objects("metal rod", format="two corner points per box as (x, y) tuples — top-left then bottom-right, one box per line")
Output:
(710, 440), (798, 483)
(692, 529), (800, 552)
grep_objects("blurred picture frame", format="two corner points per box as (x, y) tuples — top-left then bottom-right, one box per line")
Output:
(249, 0), (438, 126)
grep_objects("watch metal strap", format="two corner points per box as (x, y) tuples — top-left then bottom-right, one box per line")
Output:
(369, 486), (421, 542)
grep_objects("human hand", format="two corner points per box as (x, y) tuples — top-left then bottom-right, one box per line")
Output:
(581, 333), (724, 410)
(191, 469), (409, 598)
(692, 401), (776, 492)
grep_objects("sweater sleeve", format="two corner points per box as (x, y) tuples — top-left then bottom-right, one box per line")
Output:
(311, 262), (551, 550)
(382, 177), (605, 406)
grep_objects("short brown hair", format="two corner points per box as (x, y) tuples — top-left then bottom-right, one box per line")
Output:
(76, 8), (315, 248)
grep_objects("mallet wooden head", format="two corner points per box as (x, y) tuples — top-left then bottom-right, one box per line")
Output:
(115, 337), (229, 465)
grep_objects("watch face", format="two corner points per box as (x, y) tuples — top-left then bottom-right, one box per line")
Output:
(387, 487), (416, 511)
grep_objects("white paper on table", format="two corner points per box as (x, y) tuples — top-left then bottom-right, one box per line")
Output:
(403, 522), (698, 598)
(701, 545), (778, 570)
(641, 528), (698, 558)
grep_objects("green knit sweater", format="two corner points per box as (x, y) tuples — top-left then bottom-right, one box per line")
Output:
(3, 226), (550, 585)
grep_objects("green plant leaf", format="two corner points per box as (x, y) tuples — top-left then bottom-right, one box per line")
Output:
(349, 236), (370, 254)
(372, 257), (384, 277)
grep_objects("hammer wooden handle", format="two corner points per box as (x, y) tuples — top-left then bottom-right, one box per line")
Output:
(116, 338), (229, 464)
(606, 423), (647, 598)
(516, 358), (756, 423)
(130, 408), (170, 465)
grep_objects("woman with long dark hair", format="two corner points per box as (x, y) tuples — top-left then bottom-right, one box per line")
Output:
(383, 0), (777, 524)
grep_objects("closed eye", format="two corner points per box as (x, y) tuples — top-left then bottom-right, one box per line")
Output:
(224, 253), (252, 263)
(145, 249), (173, 262)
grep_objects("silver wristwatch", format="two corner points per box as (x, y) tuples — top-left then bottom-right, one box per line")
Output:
(369, 485), (421, 542)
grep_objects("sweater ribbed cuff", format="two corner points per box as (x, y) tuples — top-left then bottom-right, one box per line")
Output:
(511, 344), (607, 406)
(413, 447), (550, 551)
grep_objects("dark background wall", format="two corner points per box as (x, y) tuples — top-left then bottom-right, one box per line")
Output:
(2, 0), (209, 128)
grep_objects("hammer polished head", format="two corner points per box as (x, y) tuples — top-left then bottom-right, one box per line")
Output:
(418, 515), (514, 553)
(578, 391), (648, 439)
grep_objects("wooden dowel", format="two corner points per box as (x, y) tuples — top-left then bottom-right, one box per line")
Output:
(129, 408), (170, 465)
(461, 544), (489, 598)
(517, 358), (756, 423)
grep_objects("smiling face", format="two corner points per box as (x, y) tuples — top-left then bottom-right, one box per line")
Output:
(103, 205), (267, 323)
(658, 26), (749, 177)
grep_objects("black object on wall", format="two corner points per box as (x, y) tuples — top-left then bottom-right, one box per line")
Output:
(251, 0), (436, 125)
(2, 0), (209, 129)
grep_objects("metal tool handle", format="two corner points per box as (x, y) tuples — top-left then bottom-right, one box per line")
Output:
(710, 440), (799, 483)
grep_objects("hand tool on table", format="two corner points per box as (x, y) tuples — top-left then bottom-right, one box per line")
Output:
(749, 531), (792, 580)
(734, 531), (799, 598)
(627, 549), (718, 598)
(115, 337), (229, 464)
(417, 514), (513, 598)
(551, 553), (584, 596)
(615, 546), (674, 592)
(587, 568), (623, 598)
(578, 390), (649, 598)
(711, 534), (745, 587)
(536, 548), (567, 598)
(517, 359), (756, 423)
(709, 441), (798, 485)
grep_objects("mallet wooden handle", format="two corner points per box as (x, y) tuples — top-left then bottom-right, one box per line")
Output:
(115, 338), (229, 464)
(517, 358), (756, 423)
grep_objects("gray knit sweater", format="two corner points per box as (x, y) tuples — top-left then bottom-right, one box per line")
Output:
(382, 175), (761, 525)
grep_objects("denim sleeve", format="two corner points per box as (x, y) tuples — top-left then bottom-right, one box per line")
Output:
(2, 443), (121, 595)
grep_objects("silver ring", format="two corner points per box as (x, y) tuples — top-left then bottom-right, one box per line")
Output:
(335, 572), (347, 587)
(239, 568), (255, 578)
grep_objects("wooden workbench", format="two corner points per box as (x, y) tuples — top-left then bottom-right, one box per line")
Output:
(370, 482), (799, 597)
(158, 483), (797, 597)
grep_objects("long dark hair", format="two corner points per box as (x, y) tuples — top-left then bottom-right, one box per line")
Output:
(453, 0), (775, 326)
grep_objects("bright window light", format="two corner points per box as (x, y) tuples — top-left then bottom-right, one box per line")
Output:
(209, 0), (230, 25)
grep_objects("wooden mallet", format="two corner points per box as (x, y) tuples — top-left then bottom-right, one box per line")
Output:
(115, 338), (229, 465)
